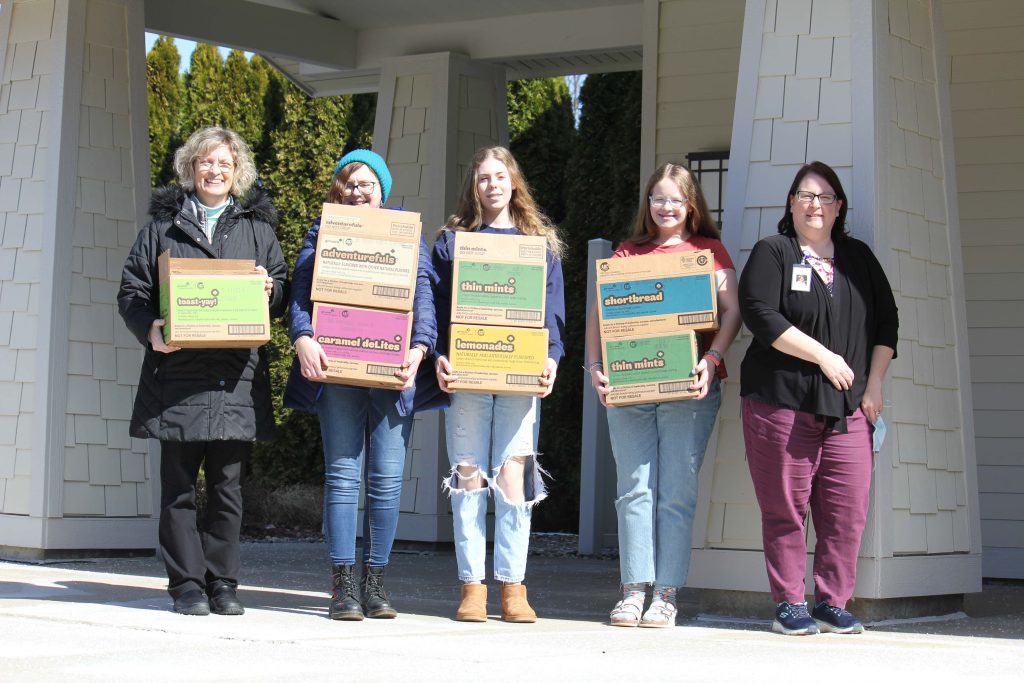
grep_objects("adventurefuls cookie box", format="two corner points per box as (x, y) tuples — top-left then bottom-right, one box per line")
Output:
(158, 250), (270, 348)
(311, 203), (422, 311)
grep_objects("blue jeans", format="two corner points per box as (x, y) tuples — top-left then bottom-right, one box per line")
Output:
(605, 378), (721, 587)
(442, 392), (545, 583)
(319, 383), (412, 567)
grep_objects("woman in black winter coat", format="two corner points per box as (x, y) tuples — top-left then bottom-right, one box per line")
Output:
(118, 127), (287, 616)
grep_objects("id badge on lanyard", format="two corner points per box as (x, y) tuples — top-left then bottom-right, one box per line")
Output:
(791, 264), (812, 292)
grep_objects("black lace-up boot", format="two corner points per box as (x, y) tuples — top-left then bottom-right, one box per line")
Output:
(330, 564), (363, 620)
(360, 564), (397, 619)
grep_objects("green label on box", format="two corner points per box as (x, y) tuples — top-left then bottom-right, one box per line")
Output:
(605, 335), (695, 386)
(455, 262), (544, 310)
(164, 276), (266, 341)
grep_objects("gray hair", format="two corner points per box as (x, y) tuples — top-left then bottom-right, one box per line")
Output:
(173, 126), (258, 196)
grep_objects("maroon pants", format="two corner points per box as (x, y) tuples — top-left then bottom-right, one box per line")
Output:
(742, 398), (873, 608)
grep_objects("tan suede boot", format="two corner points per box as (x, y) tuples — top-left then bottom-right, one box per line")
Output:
(500, 583), (537, 623)
(455, 583), (488, 622)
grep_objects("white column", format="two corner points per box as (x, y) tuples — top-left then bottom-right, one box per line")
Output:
(371, 52), (508, 542)
(0, 0), (154, 557)
(691, 0), (981, 599)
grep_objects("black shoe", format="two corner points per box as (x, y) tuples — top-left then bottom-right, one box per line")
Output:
(208, 583), (245, 616)
(361, 564), (397, 619)
(173, 589), (210, 616)
(812, 601), (864, 634)
(330, 564), (364, 621)
(772, 601), (820, 635)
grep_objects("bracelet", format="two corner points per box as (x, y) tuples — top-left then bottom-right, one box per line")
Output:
(703, 350), (722, 367)
(585, 361), (604, 373)
(412, 343), (428, 356)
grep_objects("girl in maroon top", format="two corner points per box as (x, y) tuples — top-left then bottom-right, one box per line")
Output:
(586, 163), (741, 627)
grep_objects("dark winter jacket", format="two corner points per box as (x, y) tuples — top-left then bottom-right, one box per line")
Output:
(117, 186), (288, 441)
(283, 217), (442, 415)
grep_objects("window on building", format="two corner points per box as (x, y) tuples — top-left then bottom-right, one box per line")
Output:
(686, 151), (728, 229)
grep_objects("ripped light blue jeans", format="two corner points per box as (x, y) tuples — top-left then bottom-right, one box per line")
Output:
(443, 392), (545, 583)
(605, 378), (721, 588)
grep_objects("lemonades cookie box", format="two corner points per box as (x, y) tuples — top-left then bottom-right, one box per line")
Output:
(311, 203), (421, 311)
(311, 303), (412, 389)
(451, 231), (547, 327)
(158, 250), (270, 348)
(448, 324), (548, 395)
(595, 249), (718, 338)
(602, 330), (700, 406)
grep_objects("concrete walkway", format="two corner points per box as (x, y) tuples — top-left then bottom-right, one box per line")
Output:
(2, 541), (1022, 681)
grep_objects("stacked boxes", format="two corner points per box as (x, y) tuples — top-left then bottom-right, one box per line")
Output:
(158, 250), (271, 348)
(308, 204), (421, 389)
(447, 232), (549, 395)
(595, 249), (717, 405)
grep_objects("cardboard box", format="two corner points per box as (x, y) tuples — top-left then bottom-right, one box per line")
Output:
(311, 303), (412, 389)
(311, 203), (421, 311)
(595, 249), (718, 337)
(451, 231), (547, 327)
(447, 324), (548, 395)
(158, 250), (270, 348)
(602, 330), (700, 406)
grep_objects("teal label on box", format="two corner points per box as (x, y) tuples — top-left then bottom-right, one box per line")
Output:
(599, 274), (713, 321)
(604, 334), (696, 387)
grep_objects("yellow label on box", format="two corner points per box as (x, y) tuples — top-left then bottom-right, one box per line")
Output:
(448, 324), (548, 395)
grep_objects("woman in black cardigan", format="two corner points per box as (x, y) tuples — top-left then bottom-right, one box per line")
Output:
(738, 161), (898, 636)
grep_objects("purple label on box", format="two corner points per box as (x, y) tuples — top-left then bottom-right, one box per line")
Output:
(314, 305), (408, 363)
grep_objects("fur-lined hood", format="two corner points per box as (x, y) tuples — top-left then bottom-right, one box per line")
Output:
(148, 185), (278, 227)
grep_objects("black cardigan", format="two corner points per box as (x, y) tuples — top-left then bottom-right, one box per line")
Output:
(738, 232), (898, 432)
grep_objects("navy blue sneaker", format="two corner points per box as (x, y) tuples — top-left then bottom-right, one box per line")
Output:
(812, 601), (864, 634)
(772, 601), (820, 635)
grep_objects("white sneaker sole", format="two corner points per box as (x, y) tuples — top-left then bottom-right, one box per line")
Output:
(772, 619), (819, 635)
(814, 618), (864, 634)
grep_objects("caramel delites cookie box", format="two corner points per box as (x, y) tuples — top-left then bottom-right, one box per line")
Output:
(311, 302), (413, 389)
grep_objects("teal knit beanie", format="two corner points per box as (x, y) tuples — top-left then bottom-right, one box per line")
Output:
(333, 149), (392, 204)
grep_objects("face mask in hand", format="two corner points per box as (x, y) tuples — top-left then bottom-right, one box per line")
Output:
(872, 416), (886, 453)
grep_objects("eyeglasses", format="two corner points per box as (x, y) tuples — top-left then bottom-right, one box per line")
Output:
(196, 159), (234, 172)
(343, 181), (377, 195)
(649, 196), (687, 209)
(794, 190), (837, 205)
